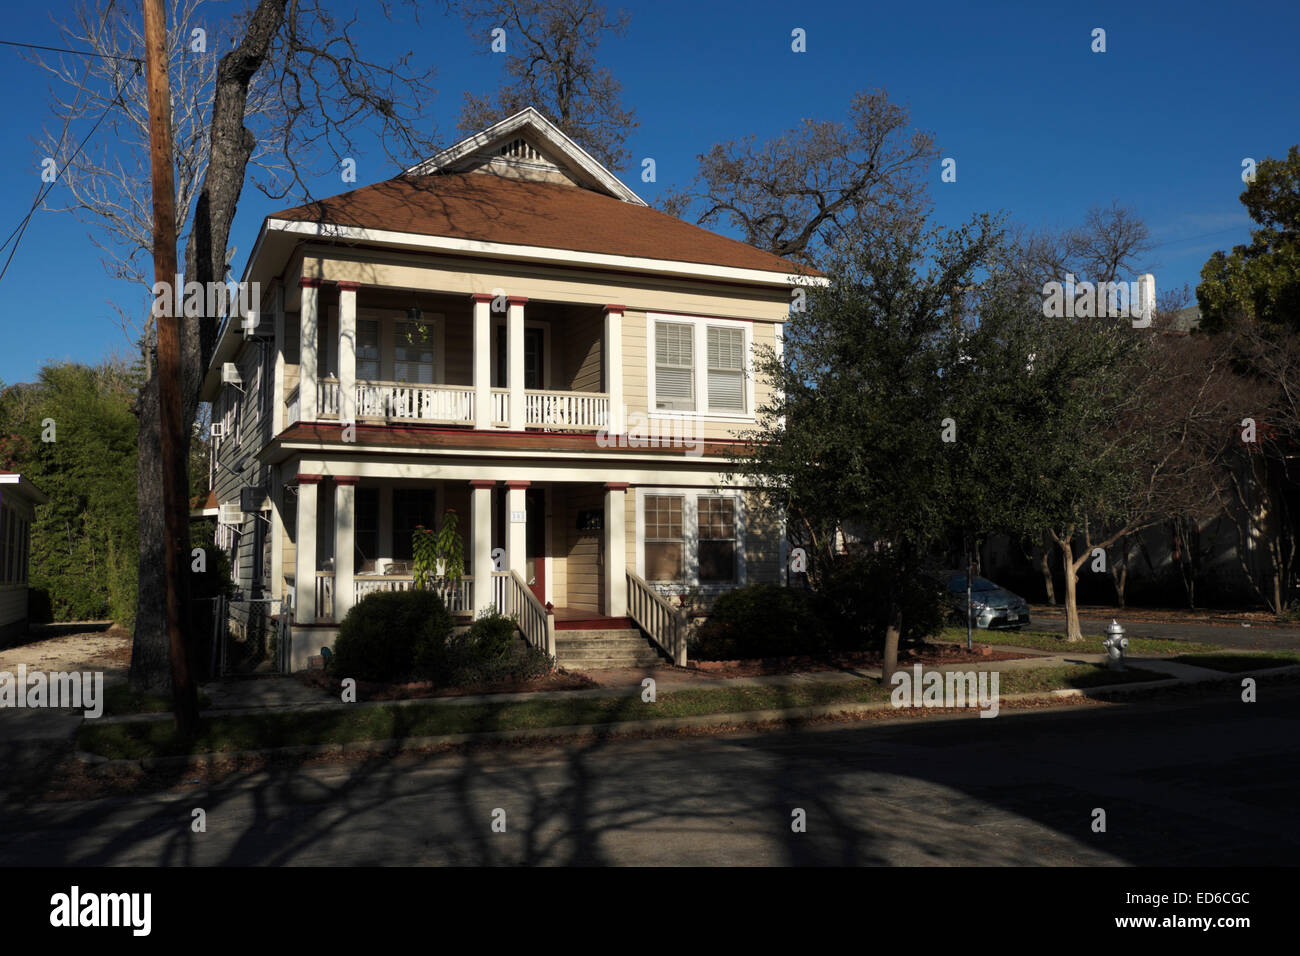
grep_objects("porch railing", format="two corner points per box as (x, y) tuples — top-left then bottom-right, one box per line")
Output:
(315, 571), (334, 621)
(285, 385), (301, 426)
(627, 570), (688, 666)
(524, 389), (608, 430)
(491, 388), (508, 426)
(500, 570), (555, 659)
(354, 574), (473, 613)
(317, 378), (340, 419)
(356, 381), (474, 424)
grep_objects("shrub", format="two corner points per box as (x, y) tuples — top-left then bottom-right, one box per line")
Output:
(691, 584), (830, 660)
(331, 589), (453, 682)
(818, 553), (947, 649)
(440, 609), (552, 686)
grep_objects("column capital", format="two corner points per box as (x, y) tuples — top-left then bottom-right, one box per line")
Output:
(337, 281), (361, 292)
(469, 292), (494, 303)
(299, 276), (322, 289)
(334, 475), (360, 486)
(469, 479), (495, 489)
(504, 480), (531, 489)
(604, 482), (630, 491)
(604, 304), (626, 314)
(507, 296), (529, 306)
(293, 473), (324, 485)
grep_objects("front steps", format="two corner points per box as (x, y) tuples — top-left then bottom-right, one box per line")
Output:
(554, 628), (668, 670)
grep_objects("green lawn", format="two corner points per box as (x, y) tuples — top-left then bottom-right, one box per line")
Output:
(1168, 651), (1300, 673)
(940, 626), (1222, 656)
(78, 663), (1169, 760)
(101, 683), (211, 716)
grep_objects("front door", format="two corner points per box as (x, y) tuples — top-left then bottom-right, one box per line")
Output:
(495, 327), (546, 389)
(525, 488), (546, 603)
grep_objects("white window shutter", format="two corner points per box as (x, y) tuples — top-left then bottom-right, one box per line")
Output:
(655, 322), (694, 410)
(707, 327), (745, 412)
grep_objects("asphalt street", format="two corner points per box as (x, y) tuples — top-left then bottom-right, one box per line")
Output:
(1025, 612), (1300, 651)
(2, 684), (1296, 866)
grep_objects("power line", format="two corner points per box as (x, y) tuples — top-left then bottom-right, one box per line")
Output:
(0, 38), (141, 64)
(0, 68), (138, 284)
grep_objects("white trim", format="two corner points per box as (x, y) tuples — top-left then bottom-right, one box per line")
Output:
(634, 486), (746, 590)
(403, 107), (647, 206)
(646, 312), (755, 422)
(264, 218), (816, 290)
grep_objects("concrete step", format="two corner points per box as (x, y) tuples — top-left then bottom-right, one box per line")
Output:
(554, 629), (669, 668)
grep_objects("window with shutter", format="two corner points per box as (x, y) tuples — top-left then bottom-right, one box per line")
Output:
(655, 322), (694, 410)
(707, 326), (745, 412)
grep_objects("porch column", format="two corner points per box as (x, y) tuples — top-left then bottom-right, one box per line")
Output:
(270, 468), (284, 601)
(604, 305), (624, 435)
(604, 482), (628, 617)
(506, 480), (529, 578)
(334, 476), (358, 621)
(470, 480), (495, 613)
(507, 296), (527, 430)
(337, 282), (359, 427)
(471, 293), (493, 429)
(299, 277), (321, 421)
(271, 283), (286, 434)
(293, 474), (322, 623)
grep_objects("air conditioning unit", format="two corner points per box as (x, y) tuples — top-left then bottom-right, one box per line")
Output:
(222, 362), (243, 385)
(210, 422), (225, 439)
(239, 485), (268, 513)
(218, 502), (243, 526)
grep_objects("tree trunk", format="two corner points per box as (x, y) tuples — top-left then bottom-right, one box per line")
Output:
(1057, 537), (1085, 642)
(1038, 532), (1056, 605)
(882, 600), (902, 683)
(128, 0), (287, 692)
(129, 371), (172, 691)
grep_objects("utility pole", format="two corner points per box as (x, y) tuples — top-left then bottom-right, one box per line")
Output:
(144, 0), (199, 734)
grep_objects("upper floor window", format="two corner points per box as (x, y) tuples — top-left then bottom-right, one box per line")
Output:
(395, 322), (435, 384)
(357, 319), (380, 381)
(707, 326), (745, 413)
(654, 322), (694, 411)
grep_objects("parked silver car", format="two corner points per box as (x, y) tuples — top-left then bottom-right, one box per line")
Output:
(942, 572), (1030, 630)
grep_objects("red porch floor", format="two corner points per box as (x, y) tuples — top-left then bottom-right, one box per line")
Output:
(550, 606), (634, 630)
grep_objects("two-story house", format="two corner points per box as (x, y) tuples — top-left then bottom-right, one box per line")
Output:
(202, 108), (809, 671)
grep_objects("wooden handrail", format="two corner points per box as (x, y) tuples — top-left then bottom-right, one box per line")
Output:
(626, 570), (688, 666)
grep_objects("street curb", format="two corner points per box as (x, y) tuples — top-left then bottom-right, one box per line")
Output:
(72, 664), (1300, 774)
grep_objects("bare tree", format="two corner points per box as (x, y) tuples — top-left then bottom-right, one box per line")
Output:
(660, 89), (936, 268)
(35, 0), (441, 695)
(457, 0), (637, 170)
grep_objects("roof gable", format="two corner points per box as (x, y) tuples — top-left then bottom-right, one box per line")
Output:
(405, 107), (646, 206)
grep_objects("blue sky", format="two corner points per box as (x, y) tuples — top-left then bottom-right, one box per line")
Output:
(1, 0), (1296, 385)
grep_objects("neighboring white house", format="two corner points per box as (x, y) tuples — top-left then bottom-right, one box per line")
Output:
(202, 107), (816, 671)
(0, 473), (47, 643)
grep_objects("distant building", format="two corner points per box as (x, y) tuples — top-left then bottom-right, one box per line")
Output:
(0, 473), (47, 643)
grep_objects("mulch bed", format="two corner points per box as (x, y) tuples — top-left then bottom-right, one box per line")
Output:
(685, 641), (1030, 680)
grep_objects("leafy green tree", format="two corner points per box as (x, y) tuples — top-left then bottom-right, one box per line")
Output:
(1198, 145), (1300, 332)
(1, 361), (140, 625)
(738, 214), (1000, 677)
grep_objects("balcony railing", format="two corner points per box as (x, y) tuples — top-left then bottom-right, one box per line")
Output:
(491, 388), (508, 426)
(524, 389), (608, 430)
(317, 378), (340, 419)
(356, 381), (474, 424)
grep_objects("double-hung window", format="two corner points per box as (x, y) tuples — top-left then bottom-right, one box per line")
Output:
(645, 495), (685, 582)
(395, 322), (435, 384)
(706, 326), (745, 413)
(357, 319), (380, 381)
(698, 496), (737, 583)
(654, 322), (694, 411)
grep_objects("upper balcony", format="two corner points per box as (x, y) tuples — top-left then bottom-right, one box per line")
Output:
(283, 283), (623, 436)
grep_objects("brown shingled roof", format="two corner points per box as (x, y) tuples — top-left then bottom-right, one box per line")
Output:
(270, 174), (811, 276)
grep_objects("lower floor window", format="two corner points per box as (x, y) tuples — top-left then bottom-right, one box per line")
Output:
(642, 491), (744, 587)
